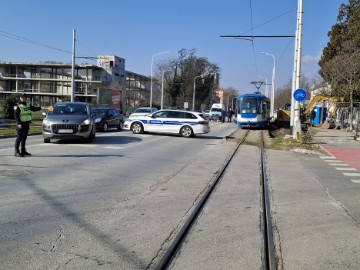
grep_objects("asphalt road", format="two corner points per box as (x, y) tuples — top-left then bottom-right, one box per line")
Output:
(0, 121), (239, 269)
(1, 123), (360, 269)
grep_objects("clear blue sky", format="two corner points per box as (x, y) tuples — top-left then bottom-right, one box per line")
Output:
(0, 0), (344, 95)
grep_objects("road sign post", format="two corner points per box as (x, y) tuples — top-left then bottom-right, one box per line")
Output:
(293, 88), (306, 102)
(293, 88), (306, 141)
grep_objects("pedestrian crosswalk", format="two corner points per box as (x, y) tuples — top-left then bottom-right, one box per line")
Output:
(320, 156), (360, 184)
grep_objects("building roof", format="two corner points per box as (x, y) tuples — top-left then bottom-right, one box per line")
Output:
(0, 61), (103, 70)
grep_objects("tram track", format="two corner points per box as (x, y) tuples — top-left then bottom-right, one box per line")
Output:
(260, 131), (276, 270)
(152, 130), (277, 270)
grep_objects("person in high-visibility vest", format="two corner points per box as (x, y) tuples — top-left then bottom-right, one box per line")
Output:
(14, 94), (41, 157)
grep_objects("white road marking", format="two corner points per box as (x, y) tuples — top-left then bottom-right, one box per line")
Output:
(351, 180), (360, 184)
(324, 160), (342, 162)
(103, 146), (124, 149)
(336, 167), (357, 171)
(320, 156), (336, 159)
(343, 173), (360, 177)
(329, 163), (348, 166)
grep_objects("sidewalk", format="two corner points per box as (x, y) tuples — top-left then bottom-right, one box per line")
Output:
(268, 126), (360, 269)
(312, 126), (360, 171)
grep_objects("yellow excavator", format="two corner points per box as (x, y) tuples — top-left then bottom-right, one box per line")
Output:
(276, 95), (344, 128)
(302, 95), (343, 116)
(276, 103), (292, 126)
(303, 95), (343, 128)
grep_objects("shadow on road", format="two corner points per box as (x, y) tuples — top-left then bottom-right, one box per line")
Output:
(14, 176), (148, 269)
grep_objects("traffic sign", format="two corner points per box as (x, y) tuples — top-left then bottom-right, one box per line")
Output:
(293, 88), (307, 102)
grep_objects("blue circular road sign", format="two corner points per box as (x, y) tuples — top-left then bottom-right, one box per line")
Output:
(293, 88), (307, 101)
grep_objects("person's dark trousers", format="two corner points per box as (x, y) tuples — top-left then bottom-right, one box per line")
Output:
(15, 122), (30, 153)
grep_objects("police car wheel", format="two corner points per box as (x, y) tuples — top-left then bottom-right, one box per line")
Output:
(181, 126), (193, 138)
(131, 122), (143, 134)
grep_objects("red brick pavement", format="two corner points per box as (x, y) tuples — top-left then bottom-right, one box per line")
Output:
(323, 146), (360, 171)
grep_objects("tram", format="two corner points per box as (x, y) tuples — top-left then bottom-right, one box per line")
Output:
(236, 92), (271, 129)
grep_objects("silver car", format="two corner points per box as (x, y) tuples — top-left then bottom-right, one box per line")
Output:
(42, 102), (96, 143)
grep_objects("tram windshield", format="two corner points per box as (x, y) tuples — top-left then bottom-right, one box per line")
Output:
(239, 97), (259, 114)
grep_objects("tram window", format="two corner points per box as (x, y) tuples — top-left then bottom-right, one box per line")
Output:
(240, 97), (258, 113)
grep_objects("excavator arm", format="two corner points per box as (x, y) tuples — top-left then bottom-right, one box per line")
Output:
(303, 95), (343, 116)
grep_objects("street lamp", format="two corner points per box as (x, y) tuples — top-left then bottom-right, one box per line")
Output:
(261, 52), (276, 118)
(160, 70), (164, 110)
(193, 75), (203, 111)
(193, 73), (217, 111)
(150, 51), (169, 108)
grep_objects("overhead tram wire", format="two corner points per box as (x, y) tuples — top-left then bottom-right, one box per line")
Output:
(240, 8), (296, 36)
(222, 2), (295, 84)
(249, 0), (259, 76)
(221, 35), (295, 38)
(0, 30), (100, 62)
(220, 6), (296, 40)
(0, 31), (71, 54)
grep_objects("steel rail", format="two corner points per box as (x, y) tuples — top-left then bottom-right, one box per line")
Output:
(153, 130), (249, 270)
(260, 132), (277, 270)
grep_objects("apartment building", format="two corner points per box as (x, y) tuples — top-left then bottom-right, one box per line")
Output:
(0, 55), (150, 112)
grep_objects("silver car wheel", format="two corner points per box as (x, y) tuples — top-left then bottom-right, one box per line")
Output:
(103, 122), (108, 132)
(181, 126), (193, 138)
(131, 122), (143, 134)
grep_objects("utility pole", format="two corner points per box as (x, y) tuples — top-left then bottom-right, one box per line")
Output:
(291, 0), (304, 140)
(71, 29), (76, 102)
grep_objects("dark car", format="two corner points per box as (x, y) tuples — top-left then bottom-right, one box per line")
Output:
(92, 108), (124, 132)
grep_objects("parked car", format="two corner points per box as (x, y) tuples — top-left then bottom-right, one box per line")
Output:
(129, 107), (158, 118)
(209, 103), (225, 121)
(92, 108), (124, 132)
(124, 109), (210, 138)
(42, 102), (96, 143)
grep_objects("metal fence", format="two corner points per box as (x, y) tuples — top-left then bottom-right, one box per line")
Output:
(335, 107), (360, 139)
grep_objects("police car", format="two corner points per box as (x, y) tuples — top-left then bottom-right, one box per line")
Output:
(124, 109), (210, 138)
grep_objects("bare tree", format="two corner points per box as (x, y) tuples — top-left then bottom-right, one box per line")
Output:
(321, 46), (360, 130)
(223, 87), (239, 110)
(274, 77), (312, 110)
(153, 49), (220, 110)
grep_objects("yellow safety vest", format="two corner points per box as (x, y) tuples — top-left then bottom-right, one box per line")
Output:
(18, 103), (32, 122)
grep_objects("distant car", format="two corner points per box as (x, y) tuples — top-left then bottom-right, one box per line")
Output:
(92, 108), (124, 132)
(209, 107), (223, 121)
(124, 109), (210, 138)
(194, 110), (209, 119)
(204, 110), (210, 117)
(209, 103), (225, 121)
(129, 107), (158, 118)
(42, 102), (96, 143)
